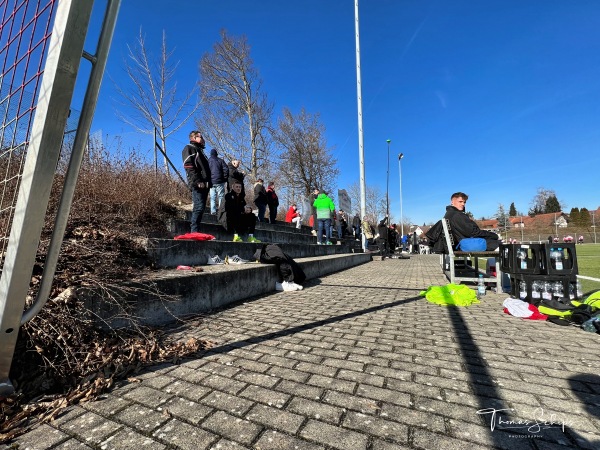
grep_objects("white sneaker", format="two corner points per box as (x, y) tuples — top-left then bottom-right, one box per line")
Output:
(275, 281), (301, 292)
(288, 282), (303, 290)
(226, 255), (248, 265)
(207, 255), (225, 265)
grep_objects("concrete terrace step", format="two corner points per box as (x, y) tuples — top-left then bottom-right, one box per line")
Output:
(83, 253), (372, 328)
(147, 238), (358, 268)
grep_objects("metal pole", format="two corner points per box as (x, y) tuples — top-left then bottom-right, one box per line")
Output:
(386, 139), (390, 221)
(593, 211), (597, 244)
(398, 153), (404, 236)
(554, 212), (558, 236)
(354, 0), (367, 250)
(0, 0), (95, 396)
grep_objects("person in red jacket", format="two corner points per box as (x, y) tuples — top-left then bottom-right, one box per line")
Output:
(285, 203), (302, 229)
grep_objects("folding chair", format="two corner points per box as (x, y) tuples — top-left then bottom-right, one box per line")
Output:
(441, 218), (502, 291)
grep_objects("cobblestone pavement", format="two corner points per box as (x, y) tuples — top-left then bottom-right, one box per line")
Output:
(6, 255), (600, 450)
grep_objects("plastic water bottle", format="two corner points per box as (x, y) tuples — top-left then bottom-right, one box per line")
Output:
(551, 248), (563, 270)
(531, 281), (541, 300)
(518, 249), (527, 269)
(477, 274), (486, 299)
(569, 283), (575, 299)
(519, 281), (527, 300)
(581, 317), (600, 333)
(576, 280), (583, 298)
(552, 281), (564, 299)
(542, 282), (553, 301)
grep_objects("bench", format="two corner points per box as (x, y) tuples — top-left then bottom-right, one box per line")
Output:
(440, 218), (502, 291)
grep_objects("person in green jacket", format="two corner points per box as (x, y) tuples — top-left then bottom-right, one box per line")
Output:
(313, 190), (335, 245)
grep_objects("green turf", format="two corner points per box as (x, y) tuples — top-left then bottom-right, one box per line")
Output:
(573, 244), (600, 294)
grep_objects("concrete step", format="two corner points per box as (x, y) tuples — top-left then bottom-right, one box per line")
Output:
(147, 238), (360, 268)
(82, 252), (372, 328)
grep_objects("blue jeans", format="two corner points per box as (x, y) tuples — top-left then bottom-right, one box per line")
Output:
(318, 218), (331, 244)
(210, 182), (226, 214)
(257, 203), (267, 222)
(191, 188), (208, 232)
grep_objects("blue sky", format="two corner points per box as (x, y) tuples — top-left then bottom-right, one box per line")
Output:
(82, 0), (600, 225)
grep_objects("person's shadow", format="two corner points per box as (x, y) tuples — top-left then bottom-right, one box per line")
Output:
(568, 374), (600, 448)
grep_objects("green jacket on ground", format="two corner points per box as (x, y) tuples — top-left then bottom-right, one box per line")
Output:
(313, 193), (335, 219)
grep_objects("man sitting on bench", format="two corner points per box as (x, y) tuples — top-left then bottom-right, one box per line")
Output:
(444, 192), (501, 251)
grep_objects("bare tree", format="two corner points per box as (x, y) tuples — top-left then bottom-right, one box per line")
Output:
(347, 181), (386, 221)
(113, 29), (199, 175)
(272, 107), (338, 198)
(197, 29), (273, 182)
(528, 187), (564, 216)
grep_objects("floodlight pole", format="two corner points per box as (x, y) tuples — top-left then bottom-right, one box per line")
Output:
(398, 153), (404, 236)
(354, 0), (367, 249)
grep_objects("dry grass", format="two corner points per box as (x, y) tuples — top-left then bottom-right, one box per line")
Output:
(0, 144), (208, 442)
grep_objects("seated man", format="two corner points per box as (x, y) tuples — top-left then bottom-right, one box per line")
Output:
(220, 181), (260, 243)
(444, 192), (501, 251)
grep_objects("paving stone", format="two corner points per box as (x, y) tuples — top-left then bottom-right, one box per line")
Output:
(274, 379), (324, 400)
(356, 384), (411, 406)
(307, 374), (356, 394)
(336, 368), (385, 387)
(161, 378), (212, 401)
(266, 365), (310, 383)
(253, 430), (324, 450)
(153, 418), (218, 449)
(9, 423), (69, 449)
(209, 438), (251, 449)
(122, 386), (173, 409)
(379, 402), (446, 433)
(99, 427), (166, 449)
(139, 374), (177, 390)
(245, 403), (305, 434)
(200, 410), (262, 446)
(238, 384), (290, 409)
(53, 439), (95, 449)
(343, 411), (409, 443)
(233, 369), (280, 388)
(299, 419), (369, 450)
(161, 396), (213, 424)
(114, 403), (169, 432)
(81, 394), (132, 417)
(200, 373), (247, 395)
(200, 389), (254, 415)
(59, 411), (122, 444)
(286, 396), (344, 424)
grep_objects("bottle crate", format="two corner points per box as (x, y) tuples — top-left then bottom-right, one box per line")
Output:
(499, 243), (544, 275)
(509, 273), (579, 304)
(541, 243), (578, 276)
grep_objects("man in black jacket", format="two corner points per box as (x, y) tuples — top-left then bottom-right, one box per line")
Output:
(182, 131), (212, 232)
(444, 192), (501, 251)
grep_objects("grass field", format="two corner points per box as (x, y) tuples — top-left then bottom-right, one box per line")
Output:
(573, 244), (600, 294)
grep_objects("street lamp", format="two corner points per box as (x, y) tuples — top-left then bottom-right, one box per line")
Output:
(386, 139), (391, 223)
(398, 152), (404, 236)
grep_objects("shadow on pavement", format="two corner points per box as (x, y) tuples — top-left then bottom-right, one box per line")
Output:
(568, 373), (600, 448)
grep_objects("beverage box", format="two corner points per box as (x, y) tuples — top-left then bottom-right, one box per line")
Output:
(509, 273), (579, 304)
(541, 243), (578, 276)
(499, 243), (544, 275)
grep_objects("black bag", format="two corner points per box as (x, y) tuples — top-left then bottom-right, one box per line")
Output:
(253, 244), (306, 283)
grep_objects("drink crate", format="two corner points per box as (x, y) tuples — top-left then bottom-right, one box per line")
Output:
(499, 243), (544, 275)
(541, 243), (578, 276)
(509, 273), (579, 304)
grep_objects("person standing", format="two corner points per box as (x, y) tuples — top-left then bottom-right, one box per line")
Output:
(208, 149), (229, 215)
(313, 190), (335, 245)
(253, 178), (268, 222)
(377, 217), (389, 259)
(308, 188), (320, 236)
(227, 159), (245, 198)
(352, 213), (361, 240)
(182, 130), (211, 233)
(266, 181), (279, 223)
(547, 235), (553, 245)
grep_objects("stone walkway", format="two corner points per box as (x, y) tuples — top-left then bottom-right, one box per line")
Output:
(6, 255), (600, 450)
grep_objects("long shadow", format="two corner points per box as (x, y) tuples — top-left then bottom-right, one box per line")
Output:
(567, 374), (600, 448)
(197, 294), (424, 355)
(448, 306), (586, 447)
